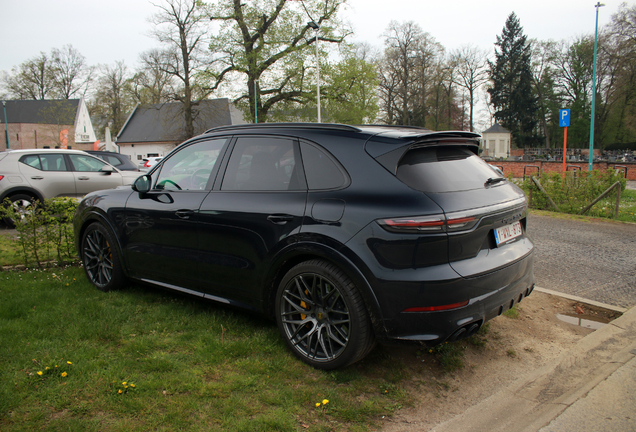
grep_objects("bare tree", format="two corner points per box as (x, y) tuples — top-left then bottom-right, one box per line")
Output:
(3, 52), (55, 100)
(149, 0), (216, 138)
(450, 45), (489, 132)
(133, 49), (174, 104)
(90, 61), (135, 137)
(378, 21), (443, 126)
(49, 45), (94, 99)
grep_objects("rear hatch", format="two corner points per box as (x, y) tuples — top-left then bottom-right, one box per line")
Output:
(367, 131), (532, 277)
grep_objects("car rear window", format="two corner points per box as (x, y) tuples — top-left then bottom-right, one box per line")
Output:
(396, 146), (500, 193)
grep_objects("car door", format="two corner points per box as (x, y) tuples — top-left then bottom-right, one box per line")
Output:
(120, 138), (228, 289)
(18, 153), (77, 198)
(67, 153), (126, 196)
(196, 136), (307, 307)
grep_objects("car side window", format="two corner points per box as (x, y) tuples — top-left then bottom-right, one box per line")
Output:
(300, 142), (347, 190)
(20, 154), (68, 171)
(68, 154), (107, 172)
(103, 155), (122, 167)
(20, 155), (43, 170)
(221, 137), (303, 191)
(155, 139), (227, 191)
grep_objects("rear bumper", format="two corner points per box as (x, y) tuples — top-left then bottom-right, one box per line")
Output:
(376, 251), (535, 344)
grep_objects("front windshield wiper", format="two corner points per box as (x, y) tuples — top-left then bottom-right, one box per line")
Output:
(485, 177), (505, 187)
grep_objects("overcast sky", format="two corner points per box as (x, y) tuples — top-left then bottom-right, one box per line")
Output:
(0, 0), (626, 74)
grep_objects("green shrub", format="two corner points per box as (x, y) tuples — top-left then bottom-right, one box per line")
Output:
(0, 197), (78, 268)
(515, 170), (628, 219)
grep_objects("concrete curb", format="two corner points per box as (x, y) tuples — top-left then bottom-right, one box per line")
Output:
(429, 303), (636, 432)
(534, 286), (628, 313)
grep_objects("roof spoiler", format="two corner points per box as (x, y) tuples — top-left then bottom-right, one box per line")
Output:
(368, 131), (482, 175)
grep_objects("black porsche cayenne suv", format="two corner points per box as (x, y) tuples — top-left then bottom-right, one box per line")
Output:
(74, 123), (534, 369)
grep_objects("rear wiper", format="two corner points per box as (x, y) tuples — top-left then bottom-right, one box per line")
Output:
(485, 177), (505, 187)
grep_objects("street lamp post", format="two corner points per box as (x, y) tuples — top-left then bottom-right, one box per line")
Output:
(589, 2), (604, 171)
(2, 101), (10, 150)
(254, 79), (259, 123)
(308, 21), (321, 123)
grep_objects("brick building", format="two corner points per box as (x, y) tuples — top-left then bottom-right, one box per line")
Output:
(0, 99), (97, 151)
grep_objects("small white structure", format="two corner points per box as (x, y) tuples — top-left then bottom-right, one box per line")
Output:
(481, 123), (511, 159)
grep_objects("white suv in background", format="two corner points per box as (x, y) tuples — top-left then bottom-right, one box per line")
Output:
(0, 149), (140, 226)
(139, 157), (163, 171)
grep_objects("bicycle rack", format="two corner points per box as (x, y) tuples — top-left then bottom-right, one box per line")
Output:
(524, 165), (540, 180)
(613, 165), (627, 178)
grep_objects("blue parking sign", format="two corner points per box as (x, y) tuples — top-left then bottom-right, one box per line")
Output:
(559, 109), (571, 127)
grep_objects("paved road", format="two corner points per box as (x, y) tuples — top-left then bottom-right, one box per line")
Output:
(528, 213), (636, 308)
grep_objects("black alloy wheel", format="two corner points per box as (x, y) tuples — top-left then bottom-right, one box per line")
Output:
(275, 260), (375, 370)
(81, 222), (125, 292)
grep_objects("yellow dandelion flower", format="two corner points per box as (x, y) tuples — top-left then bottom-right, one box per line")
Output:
(322, 399), (329, 405)
(122, 382), (127, 385)
(61, 372), (67, 377)
(66, 283), (69, 286)
(315, 403), (321, 408)
(37, 371), (43, 376)
(118, 389), (123, 394)
(67, 361), (72, 365)
(45, 366), (50, 370)
(130, 384), (136, 388)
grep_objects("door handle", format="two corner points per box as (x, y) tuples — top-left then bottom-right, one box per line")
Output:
(175, 210), (194, 219)
(267, 214), (294, 225)
(31, 176), (44, 180)
(78, 176), (90, 180)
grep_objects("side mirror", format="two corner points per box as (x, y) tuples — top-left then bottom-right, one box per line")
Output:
(100, 165), (115, 175)
(132, 174), (152, 193)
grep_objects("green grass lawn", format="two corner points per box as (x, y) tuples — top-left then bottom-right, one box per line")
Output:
(0, 266), (410, 431)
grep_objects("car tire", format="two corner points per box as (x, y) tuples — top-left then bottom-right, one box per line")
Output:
(275, 259), (375, 370)
(81, 222), (126, 292)
(3, 194), (39, 228)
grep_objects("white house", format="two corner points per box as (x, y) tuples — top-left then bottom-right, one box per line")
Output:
(481, 123), (511, 159)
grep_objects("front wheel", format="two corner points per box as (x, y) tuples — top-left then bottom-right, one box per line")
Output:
(275, 260), (375, 369)
(81, 222), (126, 292)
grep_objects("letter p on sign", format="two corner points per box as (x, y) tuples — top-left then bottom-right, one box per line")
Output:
(559, 109), (571, 127)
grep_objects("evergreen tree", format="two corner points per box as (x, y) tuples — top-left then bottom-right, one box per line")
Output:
(488, 13), (539, 147)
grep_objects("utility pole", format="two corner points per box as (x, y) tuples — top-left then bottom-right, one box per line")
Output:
(588, 2), (605, 171)
(2, 101), (10, 150)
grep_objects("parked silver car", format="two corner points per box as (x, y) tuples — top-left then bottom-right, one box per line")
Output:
(0, 149), (140, 226)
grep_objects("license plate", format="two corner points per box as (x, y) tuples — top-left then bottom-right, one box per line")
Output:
(494, 221), (522, 246)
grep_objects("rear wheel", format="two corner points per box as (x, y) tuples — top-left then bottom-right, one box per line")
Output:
(3, 194), (39, 228)
(275, 260), (375, 369)
(81, 222), (126, 292)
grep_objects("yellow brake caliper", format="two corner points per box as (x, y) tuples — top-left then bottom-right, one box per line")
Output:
(300, 290), (309, 320)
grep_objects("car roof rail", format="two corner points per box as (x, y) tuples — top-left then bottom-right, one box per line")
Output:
(204, 122), (362, 134)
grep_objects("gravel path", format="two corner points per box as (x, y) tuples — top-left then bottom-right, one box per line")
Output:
(528, 213), (636, 308)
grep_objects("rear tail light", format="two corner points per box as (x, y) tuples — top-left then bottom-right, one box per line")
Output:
(144, 161), (151, 167)
(0, 175), (4, 181)
(379, 213), (478, 233)
(380, 215), (445, 232)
